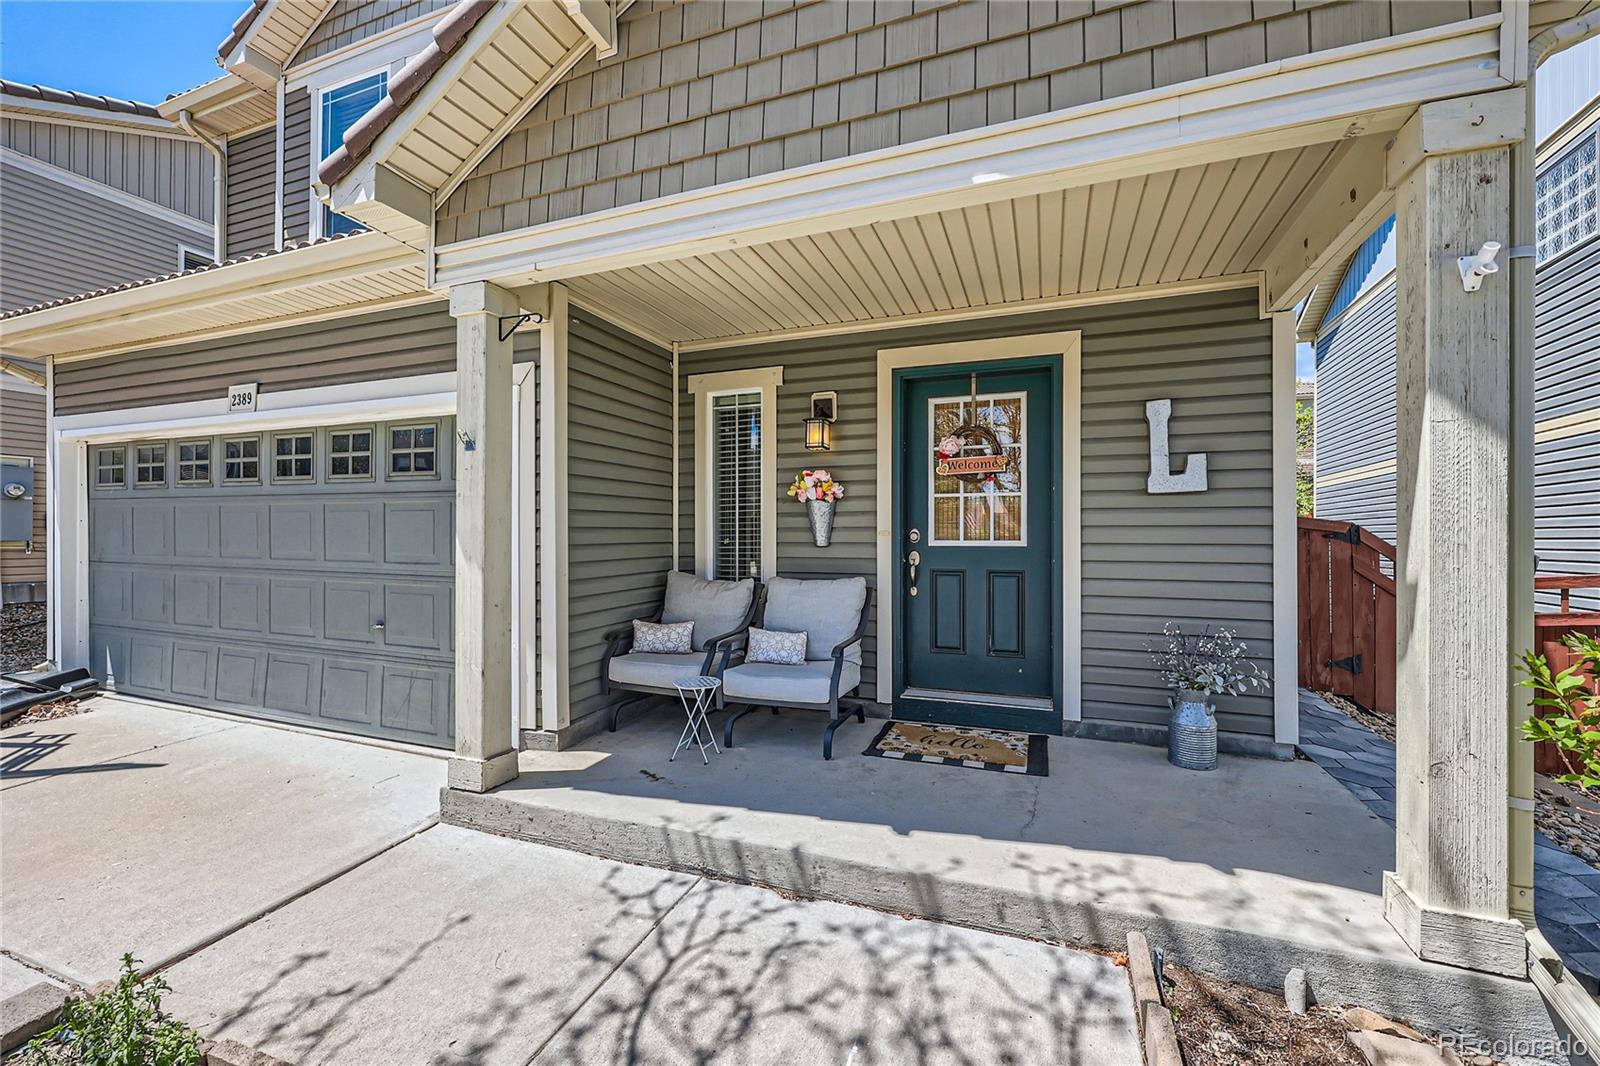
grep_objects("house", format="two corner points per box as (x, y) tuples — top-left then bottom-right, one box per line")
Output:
(0, 80), (216, 605)
(0, 0), (1590, 999)
(1306, 90), (1599, 610)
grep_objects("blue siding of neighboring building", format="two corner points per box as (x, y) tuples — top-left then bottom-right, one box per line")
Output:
(1312, 277), (1398, 545)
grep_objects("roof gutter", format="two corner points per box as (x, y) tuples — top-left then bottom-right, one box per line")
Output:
(175, 109), (226, 263)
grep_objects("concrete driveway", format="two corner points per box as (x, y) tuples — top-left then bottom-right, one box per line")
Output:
(162, 825), (1141, 1065)
(1, 696), (445, 985)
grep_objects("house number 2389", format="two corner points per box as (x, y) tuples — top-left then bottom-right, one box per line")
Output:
(227, 382), (259, 414)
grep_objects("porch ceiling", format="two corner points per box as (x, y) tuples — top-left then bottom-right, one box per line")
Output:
(565, 138), (1357, 346)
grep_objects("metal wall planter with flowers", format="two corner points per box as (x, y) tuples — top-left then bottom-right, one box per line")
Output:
(1149, 623), (1270, 770)
(789, 469), (845, 547)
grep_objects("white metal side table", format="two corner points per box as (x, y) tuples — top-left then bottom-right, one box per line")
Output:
(671, 676), (722, 764)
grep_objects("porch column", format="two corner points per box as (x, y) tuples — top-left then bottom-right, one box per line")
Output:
(447, 280), (519, 792)
(1382, 89), (1528, 977)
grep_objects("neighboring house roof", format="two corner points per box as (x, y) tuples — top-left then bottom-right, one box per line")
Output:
(0, 79), (163, 120)
(0, 230), (366, 321)
(318, 0), (496, 186)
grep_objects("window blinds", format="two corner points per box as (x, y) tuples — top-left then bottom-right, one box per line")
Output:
(712, 392), (761, 580)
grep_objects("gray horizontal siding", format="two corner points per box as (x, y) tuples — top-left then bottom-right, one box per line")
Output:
(1313, 277), (1397, 479)
(0, 159), (211, 312)
(282, 89), (313, 245)
(439, 0), (1485, 243)
(1536, 431), (1600, 612)
(292, 0), (452, 66)
(1534, 232), (1600, 421)
(53, 301), (455, 416)
(567, 310), (674, 729)
(225, 125), (277, 258)
(0, 380), (47, 588)
(677, 287), (1276, 736)
(1, 115), (214, 222)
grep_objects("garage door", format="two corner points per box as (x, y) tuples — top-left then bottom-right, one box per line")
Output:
(86, 418), (455, 748)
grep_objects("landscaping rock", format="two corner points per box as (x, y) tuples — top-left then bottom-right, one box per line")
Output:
(0, 981), (68, 1054)
(1284, 967), (1309, 1014)
(1347, 1030), (1463, 1066)
(1342, 1006), (1426, 1043)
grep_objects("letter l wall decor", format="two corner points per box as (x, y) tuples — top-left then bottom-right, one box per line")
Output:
(1145, 398), (1208, 494)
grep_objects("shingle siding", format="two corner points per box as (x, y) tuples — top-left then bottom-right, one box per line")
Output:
(0, 116), (214, 223)
(675, 287), (1277, 737)
(438, 0), (1475, 244)
(291, 0), (452, 66)
(225, 125), (276, 258)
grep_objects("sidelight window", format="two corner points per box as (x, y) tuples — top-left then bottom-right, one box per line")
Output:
(712, 392), (762, 580)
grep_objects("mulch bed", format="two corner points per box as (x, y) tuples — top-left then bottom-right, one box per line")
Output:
(2, 601), (48, 672)
(1165, 966), (1364, 1066)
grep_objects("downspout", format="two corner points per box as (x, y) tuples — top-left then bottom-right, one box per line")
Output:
(176, 110), (226, 262)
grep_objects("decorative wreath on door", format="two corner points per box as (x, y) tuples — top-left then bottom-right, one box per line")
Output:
(935, 423), (1014, 485)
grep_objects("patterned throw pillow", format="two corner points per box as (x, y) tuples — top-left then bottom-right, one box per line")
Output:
(633, 619), (693, 654)
(745, 626), (808, 665)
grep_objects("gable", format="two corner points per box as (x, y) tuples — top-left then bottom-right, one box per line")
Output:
(290, 0), (455, 68)
(436, 0), (1491, 245)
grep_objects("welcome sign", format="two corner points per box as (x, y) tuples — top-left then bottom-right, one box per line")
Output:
(936, 454), (1009, 476)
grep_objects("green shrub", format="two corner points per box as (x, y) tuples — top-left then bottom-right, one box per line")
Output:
(23, 954), (201, 1066)
(1518, 632), (1600, 791)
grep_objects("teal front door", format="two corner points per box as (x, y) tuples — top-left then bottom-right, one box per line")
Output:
(896, 362), (1060, 733)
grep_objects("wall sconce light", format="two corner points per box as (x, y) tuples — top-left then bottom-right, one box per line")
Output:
(804, 391), (837, 451)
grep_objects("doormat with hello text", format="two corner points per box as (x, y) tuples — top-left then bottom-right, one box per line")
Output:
(862, 721), (1048, 777)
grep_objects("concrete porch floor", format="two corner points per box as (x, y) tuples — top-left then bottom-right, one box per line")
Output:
(445, 708), (1549, 1045)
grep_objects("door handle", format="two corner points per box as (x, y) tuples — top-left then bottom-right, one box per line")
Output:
(907, 550), (921, 597)
(372, 620), (386, 631)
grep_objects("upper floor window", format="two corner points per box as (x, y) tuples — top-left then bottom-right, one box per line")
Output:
(1537, 127), (1598, 264)
(320, 72), (388, 238)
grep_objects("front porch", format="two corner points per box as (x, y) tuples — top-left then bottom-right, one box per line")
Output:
(440, 703), (1549, 1046)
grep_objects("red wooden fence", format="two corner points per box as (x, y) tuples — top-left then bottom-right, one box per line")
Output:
(1532, 576), (1600, 776)
(1297, 517), (1396, 717)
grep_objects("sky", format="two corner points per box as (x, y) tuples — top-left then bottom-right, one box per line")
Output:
(0, 1), (240, 104)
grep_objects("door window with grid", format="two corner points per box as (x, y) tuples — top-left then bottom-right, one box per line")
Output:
(712, 391), (762, 580)
(930, 393), (1026, 545)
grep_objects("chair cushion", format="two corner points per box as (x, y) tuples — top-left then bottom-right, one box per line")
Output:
(722, 660), (863, 706)
(608, 652), (706, 691)
(662, 571), (756, 652)
(762, 576), (868, 662)
(746, 627), (806, 665)
(633, 619), (693, 654)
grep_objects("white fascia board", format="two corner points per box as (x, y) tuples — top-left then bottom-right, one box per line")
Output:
(0, 232), (417, 356)
(2, 97), (192, 137)
(435, 14), (1507, 288)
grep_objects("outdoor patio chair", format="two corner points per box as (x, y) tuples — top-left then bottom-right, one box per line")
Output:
(718, 576), (873, 760)
(600, 571), (761, 732)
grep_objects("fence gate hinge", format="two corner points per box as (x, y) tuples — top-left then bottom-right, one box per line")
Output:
(1322, 523), (1363, 544)
(1326, 654), (1363, 675)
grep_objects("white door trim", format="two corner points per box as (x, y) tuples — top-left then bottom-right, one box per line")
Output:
(687, 365), (783, 582)
(1271, 312), (1299, 745)
(875, 332), (1083, 723)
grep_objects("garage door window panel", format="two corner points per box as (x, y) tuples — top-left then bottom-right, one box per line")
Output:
(95, 447), (126, 488)
(223, 436), (260, 484)
(389, 423), (438, 478)
(134, 444), (166, 488)
(329, 427), (374, 480)
(177, 440), (212, 486)
(273, 433), (314, 483)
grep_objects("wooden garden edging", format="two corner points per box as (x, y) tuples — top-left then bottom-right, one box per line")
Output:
(1297, 517), (1396, 717)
